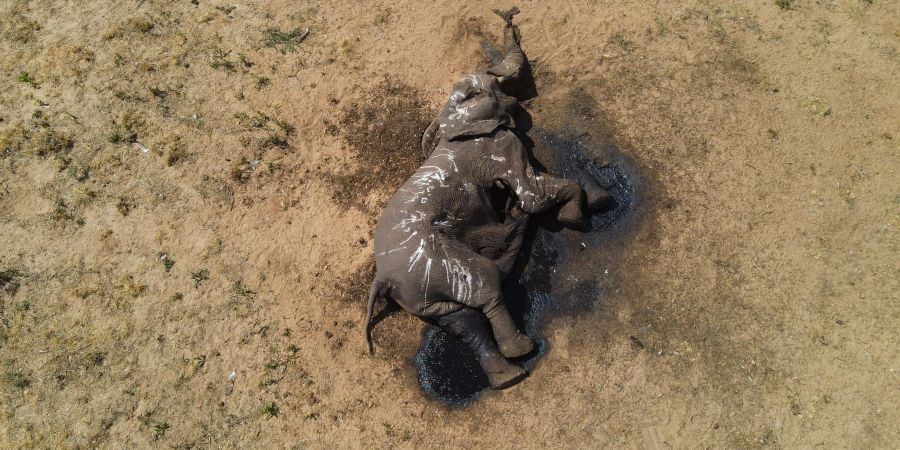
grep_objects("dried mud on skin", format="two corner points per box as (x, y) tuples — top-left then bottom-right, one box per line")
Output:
(326, 80), (433, 214)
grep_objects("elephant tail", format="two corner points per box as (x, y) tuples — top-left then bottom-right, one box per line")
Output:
(365, 278), (388, 354)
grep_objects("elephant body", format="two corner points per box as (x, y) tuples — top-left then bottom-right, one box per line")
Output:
(366, 9), (611, 389)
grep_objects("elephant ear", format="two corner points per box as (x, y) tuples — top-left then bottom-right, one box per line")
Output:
(438, 74), (517, 141)
(442, 112), (515, 141)
(421, 117), (439, 159)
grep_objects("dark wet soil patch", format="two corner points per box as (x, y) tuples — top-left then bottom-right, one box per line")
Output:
(333, 257), (375, 305)
(414, 112), (643, 407)
(327, 80), (433, 213)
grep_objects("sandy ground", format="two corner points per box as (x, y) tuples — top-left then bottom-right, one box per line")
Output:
(1, 0), (898, 448)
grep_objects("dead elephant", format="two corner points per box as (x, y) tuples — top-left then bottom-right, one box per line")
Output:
(365, 8), (613, 390)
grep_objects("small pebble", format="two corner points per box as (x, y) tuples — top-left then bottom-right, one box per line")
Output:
(225, 370), (236, 396)
(629, 335), (644, 349)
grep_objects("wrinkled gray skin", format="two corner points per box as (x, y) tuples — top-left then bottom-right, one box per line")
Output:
(366, 9), (612, 390)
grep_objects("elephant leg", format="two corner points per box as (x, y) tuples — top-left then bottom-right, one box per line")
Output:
(436, 247), (534, 358)
(483, 295), (535, 359)
(576, 171), (616, 213)
(495, 217), (528, 278)
(437, 307), (527, 390)
(488, 9), (525, 83)
(501, 156), (587, 229)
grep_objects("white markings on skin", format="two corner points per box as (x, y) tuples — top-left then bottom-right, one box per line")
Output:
(393, 211), (425, 232)
(449, 90), (466, 103)
(404, 163), (452, 204)
(441, 258), (474, 304)
(490, 155), (506, 162)
(467, 74), (485, 90)
(408, 239), (426, 272)
(422, 258), (432, 308)
(448, 105), (470, 122)
(413, 166), (448, 187)
(376, 246), (407, 256)
(399, 231), (417, 245)
(433, 148), (459, 172)
(509, 176), (540, 211)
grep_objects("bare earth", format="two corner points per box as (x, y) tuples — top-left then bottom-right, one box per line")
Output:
(1, 0), (898, 448)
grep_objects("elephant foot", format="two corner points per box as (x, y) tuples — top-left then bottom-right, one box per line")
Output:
(585, 187), (615, 214)
(492, 6), (520, 25)
(498, 332), (535, 358)
(480, 354), (528, 390)
(578, 173), (616, 214)
(557, 198), (587, 230)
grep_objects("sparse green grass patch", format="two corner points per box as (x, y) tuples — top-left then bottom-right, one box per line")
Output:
(273, 118), (295, 136)
(254, 75), (270, 89)
(5, 370), (30, 389)
(775, 0), (792, 10)
(128, 17), (155, 33)
(160, 254), (175, 272)
(153, 422), (170, 439)
(610, 32), (637, 51)
(116, 197), (133, 216)
(231, 280), (256, 300)
(191, 269), (210, 288)
(0, 269), (22, 296)
(17, 71), (38, 88)
(260, 134), (289, 150)
(262, 401), (279, 419)
(262, 27), (309, 53)
(239, 53), (253, 68)
(215, 5), (236, 15)
(165, 147), (189, 166)
(149, 86), (166, 99)
(210, 47), (236, 72)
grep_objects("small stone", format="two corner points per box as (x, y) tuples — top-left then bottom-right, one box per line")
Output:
(629, 335), (644, 349)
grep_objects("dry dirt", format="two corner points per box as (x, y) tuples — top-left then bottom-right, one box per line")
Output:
(1, 0), (898, 448)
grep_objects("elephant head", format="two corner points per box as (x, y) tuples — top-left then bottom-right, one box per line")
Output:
(437, 73), (520, 141)
(421, 20), (527, 158)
